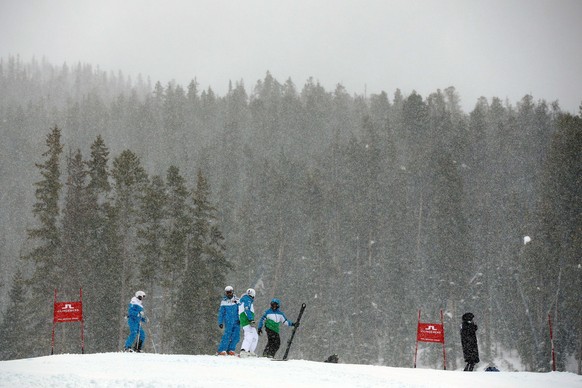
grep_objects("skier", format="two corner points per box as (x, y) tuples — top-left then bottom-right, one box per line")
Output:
(124, 290), (147, 352)
(238, 288), (258, 357)
(460, 312), (479, 371)
(217, 286), (240, 355)
(257, 298), (295, 358)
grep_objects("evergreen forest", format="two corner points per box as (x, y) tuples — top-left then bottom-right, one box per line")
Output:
(0, 56), (580, 372)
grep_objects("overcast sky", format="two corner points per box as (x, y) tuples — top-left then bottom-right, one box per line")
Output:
(1, 0), (581, 113)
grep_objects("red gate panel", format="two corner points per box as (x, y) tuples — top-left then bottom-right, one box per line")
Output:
(417, 322), (445, 343)
(54, 301), (83, 322)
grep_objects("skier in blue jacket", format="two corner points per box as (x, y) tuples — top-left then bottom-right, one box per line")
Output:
(217, 286), (240, 355)
(124, 290), (147, 352)
(257, 298), (295, 358)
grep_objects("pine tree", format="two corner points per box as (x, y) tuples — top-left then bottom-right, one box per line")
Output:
(250, 73), (282, 156)
(58, 149), (91, 353)
(23, 125), (63, 356)
(160, 166), (191, 352)
(137, 175), (167, 351)
(530, 113), (582, 370)
(297, 168), (338, 360)
(0, 270), (28, 360)
(138, 175), (167, 287)
(61, 149), (89, 291)
(87, 135), (111, 194)
(111, 150), (148, 347)
(466, 97), (496, 362)
(172, 170), (229, 354)
(279, 78), (305, 157)
(191, 169), (228, 350)
(85, 135), (120, 352)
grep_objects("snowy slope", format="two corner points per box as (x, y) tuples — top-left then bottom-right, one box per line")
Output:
(0, 353), (580, 388)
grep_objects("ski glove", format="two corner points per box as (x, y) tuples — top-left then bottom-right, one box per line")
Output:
(249, 320), (256, 327)
(257, 328), (262, 335)
(219, 324), (224, 329)
(294, 322), (299, 328)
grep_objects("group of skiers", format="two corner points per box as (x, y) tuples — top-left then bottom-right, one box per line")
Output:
(123, 286), (297, 358)
(124, 288), (481, 370)
(217, 286), (297, 358)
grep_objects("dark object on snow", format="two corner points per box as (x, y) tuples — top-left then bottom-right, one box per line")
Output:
(485, 366), (500, 372)
(460, 312), (480, 371)
(324, 354), (339, 363)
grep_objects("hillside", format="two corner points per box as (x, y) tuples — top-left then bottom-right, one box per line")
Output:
(0, 353), (580, 387)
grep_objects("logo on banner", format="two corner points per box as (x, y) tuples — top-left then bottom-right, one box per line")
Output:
(54, 301), (83, 322)
(417, 322), (444, 343)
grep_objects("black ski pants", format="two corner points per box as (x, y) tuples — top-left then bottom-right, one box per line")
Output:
(263, 327), (281, 358)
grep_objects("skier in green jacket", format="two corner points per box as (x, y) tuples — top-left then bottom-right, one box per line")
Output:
(257, 298), (295, 358)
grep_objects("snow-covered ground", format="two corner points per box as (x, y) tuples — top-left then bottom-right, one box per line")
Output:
(0, 353), (580, 388)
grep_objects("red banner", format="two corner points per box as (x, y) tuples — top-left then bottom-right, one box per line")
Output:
(417, 322), (445, 343)
(53, 301), (83, 322)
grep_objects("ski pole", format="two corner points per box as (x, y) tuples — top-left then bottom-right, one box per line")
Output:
(144, 321), (157, 353)
(136, 318), (141, 351)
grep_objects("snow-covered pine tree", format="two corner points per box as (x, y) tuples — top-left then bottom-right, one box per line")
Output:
(111, 150), (148, 348)
(0, 270), (28, 360)
(22, 125), (63, 357)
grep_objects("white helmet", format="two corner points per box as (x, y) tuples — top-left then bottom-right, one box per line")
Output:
(224, 286), (234, 293)
(135, 290), (146, 299)
(246, 288), (256, 298)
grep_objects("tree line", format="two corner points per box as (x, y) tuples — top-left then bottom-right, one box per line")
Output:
(0, 125), (229, 357)
(0, 56), (580, 372)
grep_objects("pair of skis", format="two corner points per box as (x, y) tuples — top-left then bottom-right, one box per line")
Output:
(273, 303), (306, 361)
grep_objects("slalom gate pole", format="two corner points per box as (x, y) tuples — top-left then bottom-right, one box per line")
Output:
(441, 309), (446, 370)
(549, 314), (556, 371)
(413, 310), (420, 368)
(80, 288), (85, 354)
(51, 289), (57, 355)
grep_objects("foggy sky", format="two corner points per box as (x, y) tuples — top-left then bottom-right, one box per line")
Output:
(1, 0), (581, 113)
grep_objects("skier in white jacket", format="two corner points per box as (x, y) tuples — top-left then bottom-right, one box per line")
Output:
(238, 288), (258, 357)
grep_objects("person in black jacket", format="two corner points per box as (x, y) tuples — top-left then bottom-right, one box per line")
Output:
(460, 312), (479, 371)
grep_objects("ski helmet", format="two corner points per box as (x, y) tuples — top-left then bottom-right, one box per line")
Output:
(270, 298), (281, 309)
(462, 312), (474, 322)
(224, 286), (234, 293)
(246, 288), (256, 298)
(135, 290), (146, 300)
